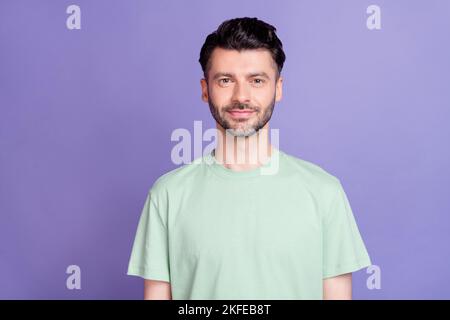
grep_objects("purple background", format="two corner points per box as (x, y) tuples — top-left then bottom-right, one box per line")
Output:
(1, 0), (449, 299)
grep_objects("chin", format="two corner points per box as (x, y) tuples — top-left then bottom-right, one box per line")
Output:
(226, 128), (257, 137)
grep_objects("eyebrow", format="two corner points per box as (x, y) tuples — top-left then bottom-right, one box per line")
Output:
(212, 72), (271, 80)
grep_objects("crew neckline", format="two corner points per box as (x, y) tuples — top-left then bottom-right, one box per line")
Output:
(204, 147), (282, 179)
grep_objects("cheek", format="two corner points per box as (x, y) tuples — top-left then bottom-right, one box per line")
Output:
(209, 87), (233, 105)
(253, 87), (275, 106)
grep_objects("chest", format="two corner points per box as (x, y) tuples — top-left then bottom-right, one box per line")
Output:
(170, 182), (322, 258)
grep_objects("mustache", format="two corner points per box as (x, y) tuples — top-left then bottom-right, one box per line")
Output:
(224, 103), (258, 112)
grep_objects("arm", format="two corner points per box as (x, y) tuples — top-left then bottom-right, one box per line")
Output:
(323, 273), (352, 300)
(144, 279), (172, 300)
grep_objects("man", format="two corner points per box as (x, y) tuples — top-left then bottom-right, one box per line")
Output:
(127, 17), (371, 300)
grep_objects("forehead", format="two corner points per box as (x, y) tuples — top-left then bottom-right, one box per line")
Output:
(208, 47), (277, 75)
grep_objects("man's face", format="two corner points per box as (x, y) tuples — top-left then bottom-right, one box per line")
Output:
(201, 48), (283, 137)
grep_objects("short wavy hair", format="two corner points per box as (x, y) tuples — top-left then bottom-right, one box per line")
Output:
(199, 17), (286, 80)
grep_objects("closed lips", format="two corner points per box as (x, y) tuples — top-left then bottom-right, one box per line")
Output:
(228, 109), (254, 113)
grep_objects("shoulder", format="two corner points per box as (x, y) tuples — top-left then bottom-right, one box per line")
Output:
(280, 151), (349, 220)
(148, 155), (206, 197)
(279, 150), (342, 196)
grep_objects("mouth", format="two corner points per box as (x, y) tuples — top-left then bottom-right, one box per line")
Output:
(226, 109), (255, 119)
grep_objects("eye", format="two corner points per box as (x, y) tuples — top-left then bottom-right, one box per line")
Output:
(252, 78), (265, 86)
(219, 78), (232, 84)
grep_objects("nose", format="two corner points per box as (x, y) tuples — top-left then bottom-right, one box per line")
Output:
(231, 81), (251, 105)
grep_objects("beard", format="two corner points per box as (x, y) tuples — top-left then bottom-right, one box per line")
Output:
(207, 95), (276, 137)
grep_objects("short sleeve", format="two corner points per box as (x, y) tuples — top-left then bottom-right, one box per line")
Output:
(127, 188), (170, 282)
(322, 180), (372, 279)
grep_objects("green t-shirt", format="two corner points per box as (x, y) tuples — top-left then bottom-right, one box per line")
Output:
(127, 147), (371, 299)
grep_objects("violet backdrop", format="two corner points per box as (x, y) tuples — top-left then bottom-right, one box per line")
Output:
(1, 0), (449, 299)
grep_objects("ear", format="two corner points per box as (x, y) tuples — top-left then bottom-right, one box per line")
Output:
(200, 78), (209, 102)
(275, 76), (283, 102)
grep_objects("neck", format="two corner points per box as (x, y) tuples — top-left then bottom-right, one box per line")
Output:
(214, 123), (273, 172)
